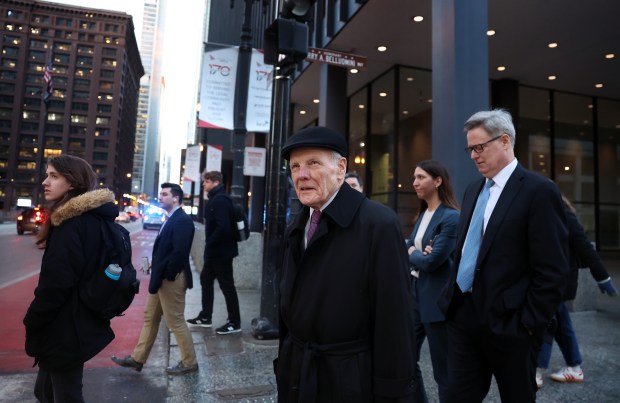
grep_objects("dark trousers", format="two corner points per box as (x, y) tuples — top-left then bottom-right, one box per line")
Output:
(413, 287), (449, 403)
(200, 258), (240, 325)
(445, 291), (540, 403)
(34, 364), (84, 403)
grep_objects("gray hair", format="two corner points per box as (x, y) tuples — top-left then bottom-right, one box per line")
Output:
(464, 109), (516, 147)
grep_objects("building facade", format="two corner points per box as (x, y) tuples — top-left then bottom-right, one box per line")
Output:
(132, 0), (163, 200)
(0, 0), (143, 210)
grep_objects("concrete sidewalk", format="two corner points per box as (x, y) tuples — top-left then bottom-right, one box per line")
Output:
(2, 255), (619, 402)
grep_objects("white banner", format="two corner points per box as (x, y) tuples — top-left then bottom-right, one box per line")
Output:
(198, 45), (273, 132)
(206, 145), (223, 173)
(243, 147), (266, 177)
(246, 49), (273, 133)
(198, 46), (237, 130)
(183, 144), (202, 182)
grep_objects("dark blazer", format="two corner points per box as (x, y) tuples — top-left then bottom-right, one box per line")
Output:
(438, 164), (569, 336)
(276, 183), (416, 402)
(563, 206), (610, 300)
(407, 205), (459, 323)
(149, 207), (195, 294)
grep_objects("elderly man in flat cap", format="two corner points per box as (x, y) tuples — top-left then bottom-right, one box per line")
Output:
(274, 126), (417, 402)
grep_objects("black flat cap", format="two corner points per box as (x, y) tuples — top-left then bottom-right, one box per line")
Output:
(281, 126), (348, 160)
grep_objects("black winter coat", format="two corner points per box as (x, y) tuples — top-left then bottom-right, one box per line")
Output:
(563, 206), (611, 300)
(276, 183), (416, 402)
(24, 189), (117, 370)
(204, 184), (238, 261)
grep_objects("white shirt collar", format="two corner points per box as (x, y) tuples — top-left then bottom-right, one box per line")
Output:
(489, 158), (518, 189)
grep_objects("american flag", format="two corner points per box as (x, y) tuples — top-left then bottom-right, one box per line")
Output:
(43, 60), (53, 103)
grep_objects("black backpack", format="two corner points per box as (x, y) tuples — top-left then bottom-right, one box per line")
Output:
(232, 201), (250, 242)
(213, 194), (250, 242)
(79, 220), (140, 320)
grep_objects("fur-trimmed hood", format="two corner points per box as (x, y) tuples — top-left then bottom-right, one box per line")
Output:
(51, 188), (116, 226)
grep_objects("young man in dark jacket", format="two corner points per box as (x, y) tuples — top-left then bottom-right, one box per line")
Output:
(187, 171), (241, 334)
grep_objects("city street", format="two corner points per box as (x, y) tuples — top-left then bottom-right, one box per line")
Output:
(1, 220), (619, 402)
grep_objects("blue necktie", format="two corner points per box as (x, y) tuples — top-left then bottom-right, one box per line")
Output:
(456, 179), (495, 292)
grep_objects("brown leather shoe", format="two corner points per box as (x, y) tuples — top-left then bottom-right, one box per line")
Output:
(111, 355), (143, 372)
(165, 361), (198, 375)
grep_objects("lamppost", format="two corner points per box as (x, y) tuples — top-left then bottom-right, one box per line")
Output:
(251, 0), (314, 339)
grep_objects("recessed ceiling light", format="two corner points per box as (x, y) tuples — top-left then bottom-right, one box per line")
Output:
(402, 110), (409, 115)
(486, 30), (496, 36)
(360, 142), (365, 147)
(313, 99), (320, 104)
(427, 99), (433, 103)
(350, 68), (359, 74)
(605, 53), (615, 59)
(497, 66), (506, 71)
(358, 104), (365, 109)
(588, 104), (593, 109)
(377, 45), (387, 52)
(595, 83), (604, 88)
(299, 110), (306, 115)
(379, 92), (387, 97)
(564, 166), (570, 171)
(548, 75), (557, 81)
(412, 16), (423, 22)
(406, 77), (414, 82)
(548, 42), (558, 48)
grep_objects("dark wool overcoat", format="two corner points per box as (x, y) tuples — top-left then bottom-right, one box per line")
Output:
(24, 189), (118, 370)
(563, 206), (611, 300)
(204, 183), (238, 261)
(276, 183), (417, 403)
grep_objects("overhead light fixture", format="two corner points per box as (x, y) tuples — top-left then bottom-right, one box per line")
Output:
(412, 16), (423, 22)
(497, 66), (506, 71)
(486, 30), (496, 36)
(403, 110), (409, 115)
(595, 83), (603, 88)
(379, 92), (387, 97)
(299, 110), (306, 115)
(605, 53), (615, 59)
(427, 99), (433, 103)
(406, 77), (414, 81)
(350, 68), (359, 74)
(377, 45), (387, 52)
(360, 142), (365, 147)
(548, 75), (557, 81)
(313, 99), (319, 103)
(547, 42), (558, 48)
(358, 104), (365, 109)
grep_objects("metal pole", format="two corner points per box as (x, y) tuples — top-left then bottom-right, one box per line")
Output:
(254, 60), (296, 337)
(230, 0), (254, 207)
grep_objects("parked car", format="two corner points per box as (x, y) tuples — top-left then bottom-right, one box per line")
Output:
(115, 211), (131, 223)
(142, 208), (165, 230)
(124, 206), (141, 221)
(17, 207), (47, 235)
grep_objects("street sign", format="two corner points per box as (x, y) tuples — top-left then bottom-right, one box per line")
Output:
(306, 48), (367, 70)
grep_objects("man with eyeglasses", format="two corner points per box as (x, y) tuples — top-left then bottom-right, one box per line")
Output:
(438, 109), (569, 402)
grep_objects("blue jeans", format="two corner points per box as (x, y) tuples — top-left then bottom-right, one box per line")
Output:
(537, 301), (582, 368)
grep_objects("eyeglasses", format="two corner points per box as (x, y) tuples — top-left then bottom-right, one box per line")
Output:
(465, 134), (503, 154)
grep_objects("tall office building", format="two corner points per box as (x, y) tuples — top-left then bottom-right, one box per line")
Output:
(132, 0), (165, 200)
(0, 0), (143, 210)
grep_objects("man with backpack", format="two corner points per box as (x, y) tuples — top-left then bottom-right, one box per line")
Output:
(187, 171), (242, 335)
(111, 183), (198, 375)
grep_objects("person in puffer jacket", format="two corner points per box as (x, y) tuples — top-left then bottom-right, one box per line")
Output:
(24, 154), (118, 402)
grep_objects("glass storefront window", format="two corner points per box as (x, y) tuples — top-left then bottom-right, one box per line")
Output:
(554, 93), (594, 204)
(519, 86), (551, 177)
(369, 70), (395, 207)
(397, 67), (432, 233)
(597, 99), (620, 249)
(348, 88), (367, 192)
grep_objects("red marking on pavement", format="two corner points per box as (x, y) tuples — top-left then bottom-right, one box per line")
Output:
(0, 230), (156, 374)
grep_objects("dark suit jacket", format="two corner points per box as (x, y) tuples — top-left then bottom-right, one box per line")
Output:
(438, 164), (569, 336)
(149, 207), (195, 294)
(407, 205), (459, 323)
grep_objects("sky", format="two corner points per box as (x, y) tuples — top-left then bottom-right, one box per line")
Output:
(41, 0), (206, 185)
